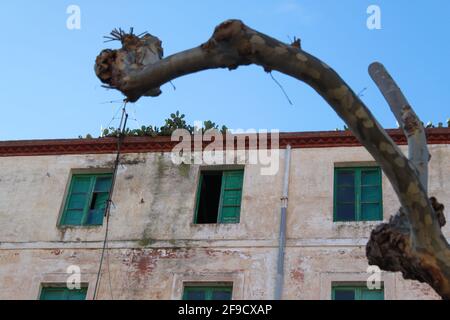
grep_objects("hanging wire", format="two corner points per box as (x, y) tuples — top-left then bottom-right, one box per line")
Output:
(269, 72), (293, 106)
(106, 233), (114, 300)
(131, 106), (143, 129)
(93, 102), (128, 300)
(103, 103), (126, 135)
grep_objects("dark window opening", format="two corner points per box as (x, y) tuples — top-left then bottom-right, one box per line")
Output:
(90, 193), (98, 210)
(196, 172), (222, 224)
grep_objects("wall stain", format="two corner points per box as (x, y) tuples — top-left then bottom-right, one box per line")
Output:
(122, 248), (192, 290)
(290, 269), (304, 282)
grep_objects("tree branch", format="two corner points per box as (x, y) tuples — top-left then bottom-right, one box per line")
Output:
(369, 62), (430, 191)
(95, 19), (450, 299)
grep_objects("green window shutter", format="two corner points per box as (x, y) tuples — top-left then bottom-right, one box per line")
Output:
(361, 288), (384, 300)
(218, 170), (244, 224)
(61, 174), (112, 226)
(334, 169), (356, 221)
(61, 176), (94, 226)
(183, 287), (207, 300)
(332, 287), (356, 300)
(87, 176), (113, 225)
(211, 287), (233, 300)
(334, 167), (382, 222)
(360, 168), (382, 221)
(183, 285), (232, 301)
(66, 288), (88, 300)
(40, 287), (68, 300)
(332, 285), (384, 300)
(40, 287), (87, 300)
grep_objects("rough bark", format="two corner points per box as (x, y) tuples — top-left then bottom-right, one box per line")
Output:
(94, 19), (450, 299)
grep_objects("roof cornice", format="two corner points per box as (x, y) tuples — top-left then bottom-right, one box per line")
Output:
(1, 128), (449, 157)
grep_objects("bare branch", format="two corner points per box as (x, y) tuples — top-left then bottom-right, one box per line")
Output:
(369, 62), (430, 191)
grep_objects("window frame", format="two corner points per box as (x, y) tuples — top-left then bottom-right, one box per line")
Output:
(193, 169), (244, 225)
(59, 172), (113, 227)
(333, 166), (383, 222)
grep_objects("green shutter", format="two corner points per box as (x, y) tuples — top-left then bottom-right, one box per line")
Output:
(183, 285), (232, 300)
(183, 287), (207, 300)
(360, 169), (382, 221)
(87, 177), (112, 225)
(211, 288), (233, 300)
(60, 174), (112, 226)
(361, 288), (384, 300)
(61, 176), (94, 226)
(332, 285), (384, 300)
(334, 167), (382, 222)
(40, 287), (87, 300)
(40, 287), (67, 300)
(332, 287), (356, 300)
(218, 170), (244, 224)
(334, 170), (356, 221)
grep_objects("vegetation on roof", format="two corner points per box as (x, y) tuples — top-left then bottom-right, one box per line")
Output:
(79, 111), (228, 139)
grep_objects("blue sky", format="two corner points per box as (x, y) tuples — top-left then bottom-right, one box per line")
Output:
(0, 0), (449, 140)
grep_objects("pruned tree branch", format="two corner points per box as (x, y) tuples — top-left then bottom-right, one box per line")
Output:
(94, 19), (450, 299)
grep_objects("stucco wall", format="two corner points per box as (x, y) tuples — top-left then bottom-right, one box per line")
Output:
(0, 144), (448, 300)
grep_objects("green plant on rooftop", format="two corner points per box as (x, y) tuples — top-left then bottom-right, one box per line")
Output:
(80, 111), (228, 138)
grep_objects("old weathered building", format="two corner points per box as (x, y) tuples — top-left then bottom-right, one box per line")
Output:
(0, 128), (449, 300)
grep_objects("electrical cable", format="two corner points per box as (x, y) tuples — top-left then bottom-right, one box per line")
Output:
(93, 102), (128, 300)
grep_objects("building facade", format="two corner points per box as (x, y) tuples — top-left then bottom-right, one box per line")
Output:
(0, 128), (449, 300)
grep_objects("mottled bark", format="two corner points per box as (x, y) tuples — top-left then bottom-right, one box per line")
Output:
(369, 62), (430, 190)
(94, 19), (450, 299)
(366, 63), (448, 298)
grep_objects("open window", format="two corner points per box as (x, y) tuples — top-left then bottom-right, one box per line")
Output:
(59, 173), (113, 226)
(194, 170), (244, 224)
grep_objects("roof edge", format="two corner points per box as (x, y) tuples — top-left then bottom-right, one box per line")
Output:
(1, 128), (449, 157)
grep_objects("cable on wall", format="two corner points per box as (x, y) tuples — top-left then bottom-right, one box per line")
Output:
(93, 102), (129, 300)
